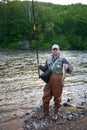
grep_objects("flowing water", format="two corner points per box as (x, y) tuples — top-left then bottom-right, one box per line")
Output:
(0, 50), (87, 122)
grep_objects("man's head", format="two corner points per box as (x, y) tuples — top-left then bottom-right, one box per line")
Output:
(51, 44), (60, 57)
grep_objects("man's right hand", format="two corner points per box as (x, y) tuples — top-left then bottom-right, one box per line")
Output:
(36, 64), (40, 68)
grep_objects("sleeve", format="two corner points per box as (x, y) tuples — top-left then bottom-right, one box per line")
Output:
(63, 58), (73, 73)
(39, 60), (48, 72)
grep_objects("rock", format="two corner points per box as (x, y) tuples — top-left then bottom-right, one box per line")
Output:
(62, 114), (67, 119)
(33, 122), (40, 129)
(24, 120), (29, 124)
(84, 112), (87, 116)
(25, 112), (30, 115)
(76, 106), (84, 109)
(67, 98), (71, 102)
(63, 103), (72, 107)
(72, 113), (79, 119)
(81, 102), (86, 106)
(67, 115), (73, 120)
(23, 105), (87, 130)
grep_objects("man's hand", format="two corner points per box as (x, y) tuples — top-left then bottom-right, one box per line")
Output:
(63, 64), (69, 70)
(36, 64), (40, 68)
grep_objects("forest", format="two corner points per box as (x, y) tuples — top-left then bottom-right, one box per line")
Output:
(0, 0), (87, 50)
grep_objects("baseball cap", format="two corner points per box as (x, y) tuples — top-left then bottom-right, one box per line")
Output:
(52, 44), (60, 50)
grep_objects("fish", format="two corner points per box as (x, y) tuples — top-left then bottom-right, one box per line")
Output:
(63, 64), (66, 79)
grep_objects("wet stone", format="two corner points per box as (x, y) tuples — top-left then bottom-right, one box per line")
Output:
(67, 115), (73, 120)
(72, 113), (79, 119)
(84, 112), (87, 116)
(25, 112), (30, 116)
(62, 114), (68, 119)
(23, 105), (87, 130)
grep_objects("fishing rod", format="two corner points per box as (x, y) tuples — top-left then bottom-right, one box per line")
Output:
(32, 0), (40, 77)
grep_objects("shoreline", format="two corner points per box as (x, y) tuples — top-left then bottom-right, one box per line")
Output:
(0, 105), (87, 130)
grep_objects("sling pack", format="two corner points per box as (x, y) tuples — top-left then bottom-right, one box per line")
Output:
(39, 57), (59, 83)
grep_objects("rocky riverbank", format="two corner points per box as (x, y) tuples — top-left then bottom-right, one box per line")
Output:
(0, 104), (87, 130)
(23, 104), (87, 130)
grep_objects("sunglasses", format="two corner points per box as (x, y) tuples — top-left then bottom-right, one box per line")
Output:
(52, 48), (58, 50)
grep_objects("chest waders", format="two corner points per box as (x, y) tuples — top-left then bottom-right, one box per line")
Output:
(42, 56), (64, 116)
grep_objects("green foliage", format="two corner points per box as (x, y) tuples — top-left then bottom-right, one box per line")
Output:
(54, 35), (71, 50)
(0, 42), (18, 49)
(0, 1), (87, 50)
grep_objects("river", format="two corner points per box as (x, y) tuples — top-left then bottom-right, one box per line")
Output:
(0, 50), (87, 122)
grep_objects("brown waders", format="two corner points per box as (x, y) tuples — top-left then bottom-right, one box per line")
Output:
(42, 73), (64, 116)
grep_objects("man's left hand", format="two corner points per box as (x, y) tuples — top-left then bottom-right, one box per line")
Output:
(63, 64), (69, 70)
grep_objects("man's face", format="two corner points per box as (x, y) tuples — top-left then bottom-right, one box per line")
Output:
(52, 48), (60, 56)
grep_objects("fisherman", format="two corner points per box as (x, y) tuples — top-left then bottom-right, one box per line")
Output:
(37, 44), (73, 120)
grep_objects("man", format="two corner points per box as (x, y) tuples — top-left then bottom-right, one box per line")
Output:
(37, 44), (73, 120)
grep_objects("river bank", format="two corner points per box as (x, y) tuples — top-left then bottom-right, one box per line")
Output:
(0, 104), (87, 130)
